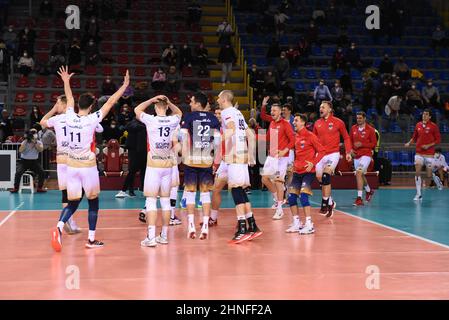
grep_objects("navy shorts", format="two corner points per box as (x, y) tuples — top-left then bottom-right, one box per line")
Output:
(183, 165), (214, 192)
(289, 172), (315, 195)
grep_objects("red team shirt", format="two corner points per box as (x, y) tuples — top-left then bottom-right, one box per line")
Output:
(293, 128), (326, 174)
(313, 115), (352, 155)
(411, 121), (441, 155)
(266, 119), (295, 157)
(350, 124), (377, 158)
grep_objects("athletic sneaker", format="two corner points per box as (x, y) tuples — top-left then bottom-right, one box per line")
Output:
(326, 201), (336, 218)
(200, 217), (218, 227)
(64, 222), (82, 235)
(188, 225), (196, 239)
(85, 239), (104, 249)
(365, 190), (375, 202)
(9, 188), (19, 193)
(199, 228), (208, 240)
(353, 197), (364, 206)
(271, 199), (286, 209)
(432, 173), (443, 191)
(413, 194), (423, 201)
(286, 221), (303, 233)
(299, 221), (315, 235)
(141, 237), (157, 247)
(247, 217), (263, 240)
(169, 216), (182, 225)
(272, 207), (284, 220)
(180, 198), (187, 209)
(319, 206), (328, 215)
(115, 191), (129, 198)
(129, 191), (137, 197)
(139, 209), (146, 223)
(196, 201), (203, 209)
(51, 228), (62, 252)
(229, 220), (251, 244)
(156, 235), (168, 244)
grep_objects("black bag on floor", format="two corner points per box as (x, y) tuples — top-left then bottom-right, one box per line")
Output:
(377, 157), (392, 184)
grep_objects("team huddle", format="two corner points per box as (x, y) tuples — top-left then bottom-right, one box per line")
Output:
(45, 66), (443, 252)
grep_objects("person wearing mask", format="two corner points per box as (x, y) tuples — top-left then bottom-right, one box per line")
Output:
(2, 25), (17, 53)
(331, 80), (345, 115)
(346, 42), (363, 69)
(264, 70), (278, 94)
(406, 82), (423, 110)
(274, 10), (289, 37)
(313, 79), (332, 108)
(378, 54), (393, 75)
(103, 120), (122, 142)
(0, 39), (9, 82)
(195, 42), (208, 68)
(162, 44), (177, 66)
(274, 51), (290, 83)
(421, 79), (440, 108)
(331, 46), (346, 71)
(118, 104), (133, 130)
(85, 38), (99, 65)
(166, 65), (181, 93)
(218, 44), (237, 86)
(30, 106), (43, 128)
(0, 109), (13, 142)
(83, 16), (100, 44)
(101, 76), (117, 96)
(151, 67), (167, 91)
(216, 19), (233, 46)
(40, 0), (54, 18)
(393, 56), (410, 80)
(18, 50), (34, 77)
(178, 43), (193, 69)
(67, 38), (82, 66)
(249, 64), (265, 94)
(10, 128), (47, 193)
(431, 25), (446, 50)
(50, 39), (66, 72)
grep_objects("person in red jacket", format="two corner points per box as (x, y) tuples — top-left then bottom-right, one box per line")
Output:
(313, 101), (352, 217)
(286, 114), (325, 234)
(260, 102), (295, 220)
(405, 109), (441, 201)
(350, 111), (377, 206)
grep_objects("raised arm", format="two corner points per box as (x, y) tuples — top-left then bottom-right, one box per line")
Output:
(134, 95), (162, 120)
(100, 70), (130, 119)
(57, 66), (75, 109)
(40, 102), (58, 128)
(163, 95), (182, 117)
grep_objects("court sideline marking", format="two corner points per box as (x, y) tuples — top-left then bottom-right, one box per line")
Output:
(0, 202), (24, 228)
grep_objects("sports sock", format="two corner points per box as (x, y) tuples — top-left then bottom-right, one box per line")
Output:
(188, 214), (195, 229)
(57, 221), (64, 233)
(416, 176), (422, 196)
(147, 225), (156, 240)
(272, 192), (278, 201)
(161, 226), (168, 239)
(237, 215), (246, 221)
(170, 208), (176, 220)
(365, 185), (371, 193)
(245, 212), (253, 219)
(88, 230), (95, 242)
(357, 191), (363, 197)
(328, 196), (333, 206)
(202, 216), (209, 232)
(211, 209), (218, 220)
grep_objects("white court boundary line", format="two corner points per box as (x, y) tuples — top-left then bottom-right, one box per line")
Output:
(0, 202), (24, 228)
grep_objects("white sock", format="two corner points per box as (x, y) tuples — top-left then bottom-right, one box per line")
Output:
(293, 215), (300, 225)
(357, 191), (363, 197)
(88, 230), (95, 242)
(147, 225), (155, 240)
(328, 196), (333, 205)
(364, 185), (371, 193)
(306, 216), (312, 224)
(57, 221), (64, 233)
(170, 208), (176, 220)
(237, 215), (246, 221)
(211, 209), (218, 220)
(188, 214), (195, 229)
(277, 199), (284, 205)
(68, 217), (78, 229)
(416, 176), (422, 195)
(202, 216), (209, 232)
(272, 192), (278, 201)
(245, 212), (253, 219)
(161, 226), (168, 239)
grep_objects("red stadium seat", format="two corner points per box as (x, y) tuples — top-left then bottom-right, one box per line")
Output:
(135, 67), (146, 77)
(36, 41), (49, 51)
(101, 42), (113, 52)
(148, 44), (160, 54)
(132, 33), (144, 42)
(13, 105), (27, 117)
(38, 30), (50, 38)
(147, 33), (157, 42)
(70, 78), (81, 88)
(15, 92), (29, 103)
(32, 92), (46, 103)
(133, 55), (145, 65)
(34, 77), (48, 88)
(175, 24), (186, 32)
(85, 65), (97, 76)
(50, 92), (61, 102)
(177, 34), (188, 43)
(51, 77), (64, 88)
(191, 34), (204, 43)
(117, 66), (128, 76)
(117, 55), (129, 64)
(132, 23), (143, 31)
(102, 65), (114, 76)
(17, 77), (30, 88)
(168, 93), (180, 105)
(133, 44), (145, 53)
(103, 139), (123, 177)
(86, 79), (98, 89)
(117, 43), (129, 53)
(162, 34), (173, 43)
(161, 24), (172, 32)
(35, 53), (48, 64)
(116, 33), (128, 42)
(185, 93), (193, 104)
(199, 80), (212, 91)
(182, 66), (193, 77)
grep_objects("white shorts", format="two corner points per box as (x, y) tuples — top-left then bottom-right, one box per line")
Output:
(56, 163), (67, 190)
(216, 161), (228, 181)
(144, 166), (172, 197)
(261, 156), (289, 182)
(171, 164), (180, 187)
(415, 154), (434, 168)
(288, 150), (295, 166)
(67, 166), (100, 201)
(354, 156), (372, 173)
(227, 163), (250, 188)
(315, 152), (340, 177)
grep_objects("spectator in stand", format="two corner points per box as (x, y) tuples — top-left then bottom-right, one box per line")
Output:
(162, 44), (177, 66)
(133, 81), (149, 104)
(297, 36), (310, 60)
(166, 65), (181, 93)
(49, 39), (66, 73)
(117, 104), (133, 131)
(431, 25), (446, 50)
(378, 54), (393, 75)
(29, 106), (43, 128)
(286, 45), (299, 67)
(264, 70), (278, 94)
(274, 10), (289, 37)
(274, 51), (290, 83)
(313, 80), (332, 108)
(422, 79), (440, 108)
(101, 0), (116, 22)
(218, 44), (237, 86)
(85, 38), (99, 65)
(362, 76), (375, 110)
(384, 95), (402, 129)
(83, 16), (100, 45)
(266, 38), (281, 65)
(103, 120), (122, 142)
(406, 82), (423, 110)
(216, 19), (233, 46)
(17, 26), (36, 57)
(393, 56), (410, 80)
(0, 109), (13, 143)
(331, 46), (346, 71)
(377, 78), (393, 113)
(84, 0), (99, 18)
(67, 37), (81, 66)
(391, 73), (404, 96)
(282, 104), (294, 128)
(101, 76), (117, 96)
(187, 1), (202, 28)
(306, 21), (320, 47)
(39, 0), (53, 18)
(195, 42), (208, 67)
(0, 39), (8, 82)
(151, 67), (167, 90)
(326, 2), (342, 27)
(331, 80), (345, 112)
(339, 71), (353, 95)
(2, 25), (16, 54)
(178, 43), (193, 69)
(312, 7), (325, 25)
(279, 82), (295, 102)
(18, 50), (34, 77)
(346, 42), (363, 70)
(303, 91), (318, 121)
(249, 64), (265, 94)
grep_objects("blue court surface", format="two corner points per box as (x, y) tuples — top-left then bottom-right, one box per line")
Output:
(1, 188), (449, 247)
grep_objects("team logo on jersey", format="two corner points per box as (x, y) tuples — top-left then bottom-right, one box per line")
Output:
(328, 123), (334, 130)
(300, 140), (306, 149)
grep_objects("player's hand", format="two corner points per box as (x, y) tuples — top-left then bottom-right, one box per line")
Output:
(422, 144), (430, 150)
(122, 69), (130, 87)
(345, 153), (352, 162)
(304, 161), (313, 172)
(404, 142), (410, 147)
(262, 96), (270, 106)
(354, 142), (362, 148)
(57, 65), (74, 82)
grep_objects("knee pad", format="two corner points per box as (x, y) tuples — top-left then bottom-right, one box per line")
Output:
(88, 198), (99, 212)
(184, 191), (196, 205)
(170, 199), (176, 207)
(322, 172), (331, 185)
(288, 193), (298, 207)
(145, 197), (157, 211)
(231, 187), (246, 205)
(200, 192), (211, 204)
(61, 190), (68, 204)
(160, 197), (171, 211)
(300, 193), (310, 207)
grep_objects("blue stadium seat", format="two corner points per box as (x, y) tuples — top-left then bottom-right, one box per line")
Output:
(256, 57), (268, 67)
(254, 47), (265, 56)
(325, 47), (335, 57)
(295, 82), (305, 92)
(399, 151), (414, 167)
(320, 70), (330, 80)
(351, 70), (362, 80)
(290, 69), (301, 79)
(390, 122), (402, 133)
(440, 71), (449, 81)
(367, 108), (378, 117)
(354, 82), (363, 91)
(424, 71), (435, 80)
(391, 152), (401, 167)
(312, 46), (323, 56)
(305, 70), (317, 79)
(440, 123), (449, 134)
(335, 69), (344, 79)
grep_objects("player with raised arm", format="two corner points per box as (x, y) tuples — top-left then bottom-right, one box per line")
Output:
(51, 66), (130, 252)
(313, 101), (352, 218)
(135, 95), (182, 247)
(405, 109), (441, 201)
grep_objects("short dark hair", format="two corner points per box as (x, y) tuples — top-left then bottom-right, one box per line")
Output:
(321, 100), (333, 109)
(435, 147), (442, 154)
(356, 111), (366, 118)
(192, 92), (208, 109)
(271, 103), (282, 109)
(295, 113), (308, 123)
(78, 93), (96, 110)
(283, 104), (292, 112)
(423, 108), (432, 116)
